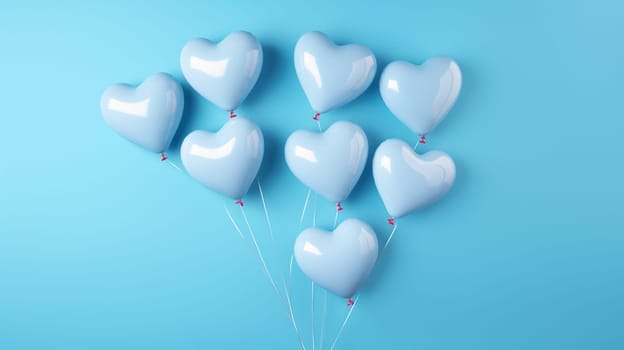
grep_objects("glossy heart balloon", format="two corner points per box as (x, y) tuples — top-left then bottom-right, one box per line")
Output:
(373, 139), (456, 218)
(294, 31), (377, 114)
(180, 31), (263, 112)
(294, 219), (378, 298)
(180, 117), (264, 200)
(285, 121), (368, 203)
(100, 73), (184, 153)
(380, 57), (462, 135)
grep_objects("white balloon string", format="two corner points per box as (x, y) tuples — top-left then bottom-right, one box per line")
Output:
(327, 219), (399, 349)
(227, 201), (304, 349)
(284, 280), (307, 350)
(293, 188), (312, 278)
(381, 220), (399, 259)
(223, 203), (246, 241)
(300, 188), (312, 227)
(257, 180), (303, 348)
(239, 203), (282, 301)
(257, 179), (275, 240)
(329, 295), (360, 350)
(319, 290), (328, 350)
(319, 206), (342, 350)
(160, 152), (183, 172)
(414, 134), (426, 151)
(166, 159), (182, 172)
(312, 193), (318, 228)
(311, 281), (316, 350)
(313, 112), (322, 132)
(333, 207), (341, 229)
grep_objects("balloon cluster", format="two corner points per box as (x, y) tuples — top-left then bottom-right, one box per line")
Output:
(100, 30), (462, 347)
(101, 31), (265, 201)
(290, 32), (461, 301)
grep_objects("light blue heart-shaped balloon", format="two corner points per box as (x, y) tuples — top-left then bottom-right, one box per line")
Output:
(380, 57), (462, 135)
(180, 117), (264, 200)
(100, 73), (184, 153)
(285, 121), (368, 203)
(180, 31), (263, 112)
(373, 139), (456, 218)
(294, 31), (377, 114)
(294, 218), (378, 298)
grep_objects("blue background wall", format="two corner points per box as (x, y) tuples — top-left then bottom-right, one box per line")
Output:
(1, 0), (623, 349)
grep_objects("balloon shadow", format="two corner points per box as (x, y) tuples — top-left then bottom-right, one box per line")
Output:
(358, 52), (391, 108)
(359, 221), (403, 296)
(435, 156), (469, 210)
(245, 42), (288, 109)
(248, 128), (282, 197)
(169, 81), (203, 154)
(346, 130), (384, 205)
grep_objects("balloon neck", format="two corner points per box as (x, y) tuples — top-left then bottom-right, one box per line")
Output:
(347, 298), (354, 306)
(387, 217), (395, 225)
(236, 199), (244, 207)
(419, 134), (427, 144)
(160, 152), (168, 161)
(313, 112), (320, 121)
(229, 111), (237, 119)
(336, 202), (343, 212)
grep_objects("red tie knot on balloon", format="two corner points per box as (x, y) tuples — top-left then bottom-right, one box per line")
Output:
(336, 202), (344, 212)
(160, 152), (168, 161)
(229, 111), (237, 119)
(419, 134), (427, 144)
(312, 112), (320, 121)
(387, 217), (395, 225)
(236, 199), (244, 207)
(347, 298), (355, 306)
